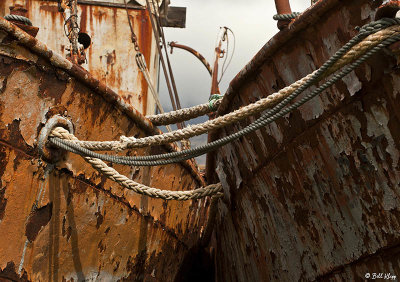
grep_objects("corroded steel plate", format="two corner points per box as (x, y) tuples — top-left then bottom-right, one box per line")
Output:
(212, 0), (400, 280)
(0, 18), (208, 282)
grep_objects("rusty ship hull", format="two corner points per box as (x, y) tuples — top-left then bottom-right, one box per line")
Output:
(3, 0), (400, 281)
(211, 0), (400, 281)
(0, 1), (211, 282)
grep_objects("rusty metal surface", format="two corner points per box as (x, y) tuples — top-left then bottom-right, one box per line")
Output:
(1, 0), (159, 116)
(376, 1), (400, 20)
(212, 0), (400, 281)
(0, 30), (209, 281)
(0, 15), (203, 184)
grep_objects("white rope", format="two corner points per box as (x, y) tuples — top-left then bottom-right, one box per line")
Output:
(50, 25), (400, 151)
(146, 99), (222, 126)
(58, 129), (222, 200)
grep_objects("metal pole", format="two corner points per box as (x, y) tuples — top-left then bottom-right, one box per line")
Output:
(274, 0), (293, 30)
(145, 0), (180, 127)
(206, 28), (227, 183)
(169, 42), (213, 76)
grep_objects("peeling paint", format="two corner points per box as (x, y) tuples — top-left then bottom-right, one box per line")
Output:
(0, 26), (208, 282)
(212, 0), (400, 280)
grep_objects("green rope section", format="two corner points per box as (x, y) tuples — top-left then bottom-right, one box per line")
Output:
(209, 94), (224, 110)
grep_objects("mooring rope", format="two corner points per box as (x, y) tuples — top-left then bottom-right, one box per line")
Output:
(49, 34), (400, 167)
(52, 19), (399, 165)
(146, 96), (223, 126)
(51, 24), (400, 153)
(44, 18), (400, 199)
(54, 128), (222, 200)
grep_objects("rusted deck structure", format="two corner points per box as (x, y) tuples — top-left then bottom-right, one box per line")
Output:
(212, 0), (400, 280)
(0, 2), (210, 281)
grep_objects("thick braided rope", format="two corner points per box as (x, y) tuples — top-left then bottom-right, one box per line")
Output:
(273, 12), (301, 21)
(50, 37), (398, 166)
(48, 19), (400, 166)
(4, 14), (33, 26)
(146, 99), (222, 126)
(125, 21), (400, 131)
(54, 129), (222, 200)
(49, 34), (400, 166)
(54, 72), (312, 151)
(52, 25), (400, 152)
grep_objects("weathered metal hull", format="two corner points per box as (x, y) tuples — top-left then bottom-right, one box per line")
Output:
(0, 0), (160, 115)
(0, 16), (208, 282)
(212, 0), (400, 280)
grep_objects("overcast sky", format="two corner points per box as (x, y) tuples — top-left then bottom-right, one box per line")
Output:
(158, 0), (310, 164)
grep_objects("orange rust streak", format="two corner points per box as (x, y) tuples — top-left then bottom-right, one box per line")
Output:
(80, 5), (87, 32)
(138, 10), (153, 115)
(0, 2), (6, 16)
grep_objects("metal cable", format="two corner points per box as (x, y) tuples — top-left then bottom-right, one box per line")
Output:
(219, 27), (236, 83)
(145, 0), (181, 128)
(151, 0), (184, 123)
(49, 26), (400, 166)
(61, 18), (400, 152)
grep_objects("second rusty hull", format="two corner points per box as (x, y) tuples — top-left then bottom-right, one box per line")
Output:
(0, 20), (209, 282)
(212, 0), (400, 281)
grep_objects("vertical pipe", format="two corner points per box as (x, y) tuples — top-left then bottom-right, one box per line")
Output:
(210, 42), (222, 96)
(274, 0), (292, 14)
(206, 31), (225, 184)
(274, 0), (293, 30)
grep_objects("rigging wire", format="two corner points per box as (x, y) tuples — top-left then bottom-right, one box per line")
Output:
(145, 0), (180, 123)
(149, 0), (186, 130)
(123, 0), (173, 132)
(218, 27), (236, 83)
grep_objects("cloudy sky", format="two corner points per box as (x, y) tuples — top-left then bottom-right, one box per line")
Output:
(158, 0), (310, 163)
